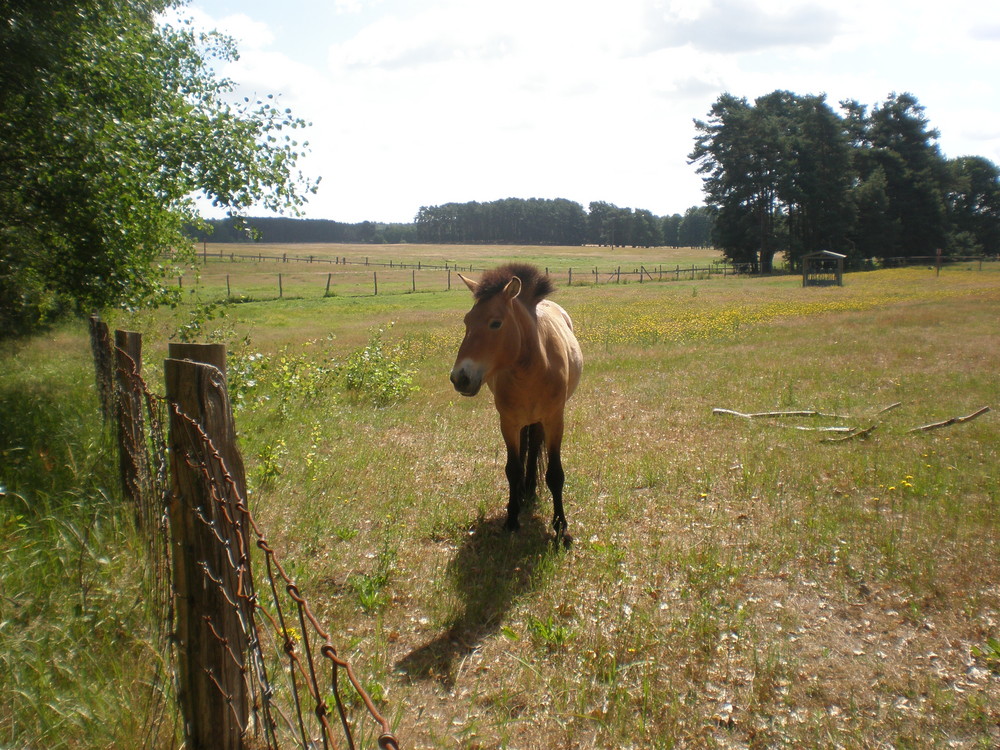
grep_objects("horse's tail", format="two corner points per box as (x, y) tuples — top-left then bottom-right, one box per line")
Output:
(520, 423), (546, 499)
(533, 422), (546, 479)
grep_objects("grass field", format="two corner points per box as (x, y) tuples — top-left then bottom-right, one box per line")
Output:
(2, 246), (999, 748)
(179, 243), (731, 301)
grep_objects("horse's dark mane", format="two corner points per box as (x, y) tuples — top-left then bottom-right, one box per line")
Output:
(474, 263), (554, 306)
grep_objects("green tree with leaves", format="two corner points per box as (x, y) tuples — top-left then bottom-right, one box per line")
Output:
(690, 93), (783, 271)
(946, 155), (1000, 255)
(691, 91), (853, 270)
(677, 206), (715, 248)
(844, 93), (950, 259)
(779, 93), (853, 264)
(0, 0), (317, 335)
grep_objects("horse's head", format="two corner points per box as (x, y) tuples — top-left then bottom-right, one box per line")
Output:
(449, 272), (524, 397)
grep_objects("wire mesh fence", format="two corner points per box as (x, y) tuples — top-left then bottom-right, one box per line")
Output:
(90, 316), (399, 750)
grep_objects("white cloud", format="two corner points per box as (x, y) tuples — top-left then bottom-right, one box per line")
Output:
(186, 0), (1000, 223)
(643, 0), (845, 54)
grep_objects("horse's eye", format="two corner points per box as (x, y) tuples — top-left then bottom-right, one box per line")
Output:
(489, 319), (503, 330)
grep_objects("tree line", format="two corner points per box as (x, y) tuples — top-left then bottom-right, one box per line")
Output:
(190, 217), (418, 245)
(691, 91), (1000, 272)
(413, 198), (713, 248)
(192, 200), (715, 248)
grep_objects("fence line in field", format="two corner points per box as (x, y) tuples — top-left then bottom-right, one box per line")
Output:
(89, 316), (400, 750)
(184, 263), (757, 301)
(174, 250), (997, 300)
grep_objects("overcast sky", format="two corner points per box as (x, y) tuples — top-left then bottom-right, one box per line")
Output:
(181, 0), (1000, 224)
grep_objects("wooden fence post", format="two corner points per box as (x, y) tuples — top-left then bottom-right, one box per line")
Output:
(165, 343), (250, 750)
(374, 271), (378, 295)
(88, 315), (114, 421)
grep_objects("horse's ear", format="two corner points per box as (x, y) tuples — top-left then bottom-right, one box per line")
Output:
(458, 273), (479, 295)
(503, 276), (522, 300)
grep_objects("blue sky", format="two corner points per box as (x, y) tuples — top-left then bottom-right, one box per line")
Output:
(179, 0), (1000, 224)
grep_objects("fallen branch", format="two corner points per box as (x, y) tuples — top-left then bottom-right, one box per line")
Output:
(789, 425), (854, 432)
(712, 408), (851, 420)
(875, 402), (903, 417)
(821, 424), (879, 443)
(908, 406), (991, 433)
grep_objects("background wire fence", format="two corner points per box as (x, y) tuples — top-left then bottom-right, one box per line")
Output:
(171, 251), (999, 301)
(90, 317), (399, 750)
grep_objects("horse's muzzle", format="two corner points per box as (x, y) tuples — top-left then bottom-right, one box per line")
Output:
(449, 366), (481, 397)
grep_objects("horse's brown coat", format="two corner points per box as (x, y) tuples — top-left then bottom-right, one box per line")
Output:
(450, 263), (582, 533)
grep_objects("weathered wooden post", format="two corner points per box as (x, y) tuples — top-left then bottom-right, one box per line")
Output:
(88, 315), (113, 421)
(165, 343), (251, 750)
(114, 330), (147, 520)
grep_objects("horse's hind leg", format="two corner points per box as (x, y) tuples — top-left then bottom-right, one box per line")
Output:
(546, 443), (567, 535)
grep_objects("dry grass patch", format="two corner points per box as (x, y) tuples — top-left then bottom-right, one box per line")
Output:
(221, 268), (1000, 748)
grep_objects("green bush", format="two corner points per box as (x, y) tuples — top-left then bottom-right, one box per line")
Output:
(340, 322), (417, 406)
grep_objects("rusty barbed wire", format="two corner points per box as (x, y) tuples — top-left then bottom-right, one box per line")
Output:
(92, 320), (399, 749)
(170, 403), (397, 748)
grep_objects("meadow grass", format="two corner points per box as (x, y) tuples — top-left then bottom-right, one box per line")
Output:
(3, 256), (999, 748)
(0, 333), (177, 749)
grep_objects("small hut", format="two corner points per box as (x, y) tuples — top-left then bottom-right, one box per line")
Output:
(802, 250), (846, 287)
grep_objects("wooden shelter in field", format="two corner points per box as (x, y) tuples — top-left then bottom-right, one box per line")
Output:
(802, 250), (846, 287)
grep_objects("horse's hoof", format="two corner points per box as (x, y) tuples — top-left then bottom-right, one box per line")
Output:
(505, 516), (520, 532)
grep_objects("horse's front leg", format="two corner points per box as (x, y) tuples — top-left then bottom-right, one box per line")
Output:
(501, 424), (524, 531)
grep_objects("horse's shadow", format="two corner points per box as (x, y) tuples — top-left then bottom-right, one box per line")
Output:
(396, 509), (558, 689)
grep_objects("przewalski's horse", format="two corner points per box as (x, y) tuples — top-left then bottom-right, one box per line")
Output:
(450, 263), (583, 536)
